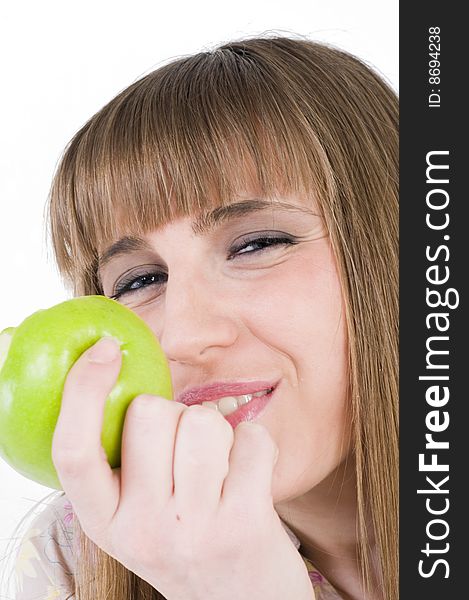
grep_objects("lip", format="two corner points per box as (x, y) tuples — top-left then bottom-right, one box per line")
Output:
(223, 385), (277, 428)
(176, 380), (280, 428)
(176, 380), (279, 406)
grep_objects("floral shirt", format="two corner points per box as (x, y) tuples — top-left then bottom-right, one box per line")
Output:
(13, 493), (341, 599)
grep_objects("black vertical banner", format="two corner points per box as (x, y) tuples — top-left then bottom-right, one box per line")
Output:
(400, 3), (466, 598)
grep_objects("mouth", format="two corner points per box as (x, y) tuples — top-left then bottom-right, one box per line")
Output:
(221, 385), (277, 428)
(176, 380), (279, 428)
(201, 386), (275, 417)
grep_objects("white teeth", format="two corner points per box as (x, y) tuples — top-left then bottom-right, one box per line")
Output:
(238, 394), (252, 405)
(201, 389), (272, 417)
(202, 401), (219, 411)
(217, 396), (239, 415)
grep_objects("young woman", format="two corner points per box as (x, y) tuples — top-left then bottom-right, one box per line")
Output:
(14, 36), (398, 600)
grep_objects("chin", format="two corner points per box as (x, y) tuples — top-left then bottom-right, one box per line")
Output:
(271, 459), (349, 506)
(271, 468), (307, 505)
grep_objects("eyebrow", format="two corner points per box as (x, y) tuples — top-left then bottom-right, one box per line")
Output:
(98, 199), (317, 269)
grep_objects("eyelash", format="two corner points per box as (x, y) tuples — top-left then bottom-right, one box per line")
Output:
(110, 235), (297, 300)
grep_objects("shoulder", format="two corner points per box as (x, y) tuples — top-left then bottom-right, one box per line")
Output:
(13, 492), (75, 599)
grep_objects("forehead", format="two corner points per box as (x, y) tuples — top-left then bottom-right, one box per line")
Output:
(191, 197), (319, 235)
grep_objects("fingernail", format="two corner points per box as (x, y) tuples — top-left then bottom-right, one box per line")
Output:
(88, 337), (121, 364)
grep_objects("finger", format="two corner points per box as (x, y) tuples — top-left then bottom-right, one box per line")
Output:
(173, 405), (234, 515)
(119, 395), (186, 511)
(52, 337), (122, 535)
(221, 422), (278, 509)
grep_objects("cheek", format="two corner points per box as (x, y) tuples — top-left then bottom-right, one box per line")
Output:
(271, 366), (351, 504)
(241, 252), (350, 500)
(242, 252), (349, 438)
(242, 248), (347, 364)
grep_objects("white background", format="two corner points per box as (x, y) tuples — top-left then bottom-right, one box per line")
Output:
(0, 0), (398, 593)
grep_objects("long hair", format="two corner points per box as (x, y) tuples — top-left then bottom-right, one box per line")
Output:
(46, 35), (398, 600)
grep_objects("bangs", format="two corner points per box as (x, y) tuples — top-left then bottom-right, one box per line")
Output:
(49, 42), (333, 293)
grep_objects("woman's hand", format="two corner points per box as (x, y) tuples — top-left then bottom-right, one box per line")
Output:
(52, 337), (314, 600)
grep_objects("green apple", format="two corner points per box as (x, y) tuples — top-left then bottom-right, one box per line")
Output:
(0, 295), (173, 489)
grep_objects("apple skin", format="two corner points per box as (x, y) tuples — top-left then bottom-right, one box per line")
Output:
(0, 295), (173, 489)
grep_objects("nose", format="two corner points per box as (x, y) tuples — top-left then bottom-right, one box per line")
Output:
(157, 273), (239, 365)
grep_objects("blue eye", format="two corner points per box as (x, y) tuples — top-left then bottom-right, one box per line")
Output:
(110, 271), (167, 301)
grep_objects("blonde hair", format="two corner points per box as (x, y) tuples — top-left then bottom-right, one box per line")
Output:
(47, 35), (398, 600)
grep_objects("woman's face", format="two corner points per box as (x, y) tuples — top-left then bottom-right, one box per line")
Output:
(98, 193), (351, 503)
